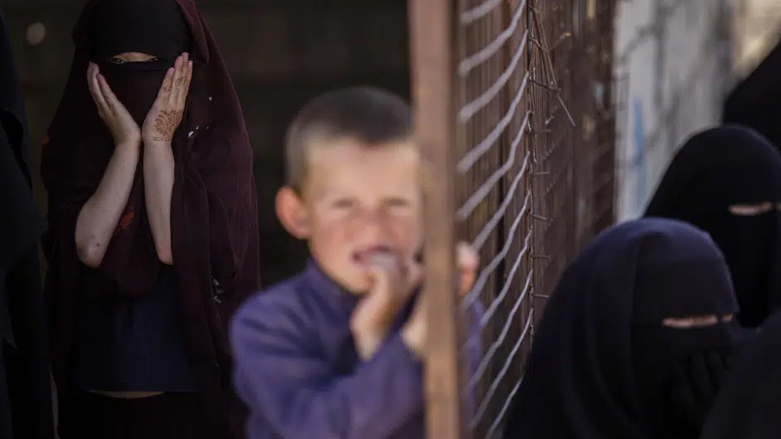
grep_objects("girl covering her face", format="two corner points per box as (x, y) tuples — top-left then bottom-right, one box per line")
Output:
(41, 0), (260, 437)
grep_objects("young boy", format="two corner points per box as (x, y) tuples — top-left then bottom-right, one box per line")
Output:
(230, 86), (480, 439)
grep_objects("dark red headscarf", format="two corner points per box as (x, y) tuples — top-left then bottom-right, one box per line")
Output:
(41, 0), (260, 436)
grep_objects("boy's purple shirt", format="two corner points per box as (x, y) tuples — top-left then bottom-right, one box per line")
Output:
(230, 260), (483, 439)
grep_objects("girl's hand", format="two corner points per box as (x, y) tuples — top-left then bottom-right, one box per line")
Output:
(87, 62), (141, 147)
(142, 53), (193, 144)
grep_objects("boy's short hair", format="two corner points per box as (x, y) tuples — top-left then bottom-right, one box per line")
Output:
(285, 86), (413, 191)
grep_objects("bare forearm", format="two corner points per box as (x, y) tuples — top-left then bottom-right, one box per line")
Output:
(75, 141), (140, 267)
(143, 141), (175, 264)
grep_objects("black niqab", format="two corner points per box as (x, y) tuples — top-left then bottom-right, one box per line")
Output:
(88, 0), (192, 125)
(645, 126), (781, 328)
(42, 0), (260, 435)
(503, 219), (740, 439)
(88, 0), (191, 64)
(0, 8), (43, 261)
(700, 309), (781, 439)
(0, 4), (53, 439)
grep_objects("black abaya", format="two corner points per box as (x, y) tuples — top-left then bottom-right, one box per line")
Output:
(503, 219), (742, 439)
(0, 4), (54, 439)
(700, 309), (781, 439)
(645, 126), (781, 328)
(723, 40), (781, 152)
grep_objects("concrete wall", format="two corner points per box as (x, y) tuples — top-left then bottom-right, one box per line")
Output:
(612, 0), (734, 221)
(732, 0), (781, 78)
(3, 0), (410, 286)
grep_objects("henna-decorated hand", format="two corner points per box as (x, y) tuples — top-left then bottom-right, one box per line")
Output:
(142, 53), (193, 144)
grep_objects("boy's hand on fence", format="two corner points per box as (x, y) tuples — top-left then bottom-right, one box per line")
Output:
(351, 253), (422, 360)
(457, 242), (479, 297)
(402, 243), (479, 357)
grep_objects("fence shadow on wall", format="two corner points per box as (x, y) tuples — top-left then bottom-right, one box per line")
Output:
(409, 0), (617, 437)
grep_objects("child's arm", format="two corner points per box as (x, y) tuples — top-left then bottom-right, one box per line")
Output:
(231, 299), (423, 439)
(464, 300), (484, 416)
(400, 243), (482, 412)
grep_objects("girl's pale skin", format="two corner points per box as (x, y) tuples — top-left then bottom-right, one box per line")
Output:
(75, 52), (192, 270)
(74, 51), (192, 399)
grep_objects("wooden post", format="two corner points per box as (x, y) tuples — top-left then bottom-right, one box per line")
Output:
(409, 0), (463, 438)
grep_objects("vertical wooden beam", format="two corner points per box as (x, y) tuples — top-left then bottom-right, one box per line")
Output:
(408, 0), (463, 438)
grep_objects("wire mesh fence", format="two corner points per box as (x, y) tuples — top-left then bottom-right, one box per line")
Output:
(410, 0), (617, 438)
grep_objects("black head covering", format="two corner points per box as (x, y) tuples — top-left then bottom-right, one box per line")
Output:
(503, 218), (742, 439)
(86, 0), (193, 127)
(645, 126), (781, 328)
(0, 6), (28, 171)
(723, 40), (781, 153)
(0, 4), (53, 439)
(88, 0), (191, 64)
(42, 0), (259, 435)
(701, 309), (781, 439)
(0, 2), (45, 267)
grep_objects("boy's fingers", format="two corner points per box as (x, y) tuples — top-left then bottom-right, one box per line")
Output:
(369, 253), (401, 277)
(403, 259), (424, 293)
(367, 254), (402, 296)
(456, 242), (479, 295)
(409, 292), (429, 349)
(459, 271), (476, 296)
(367, 264), (390, 293)
(456, 242), (479, 271)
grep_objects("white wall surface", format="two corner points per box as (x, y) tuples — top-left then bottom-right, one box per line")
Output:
(613, 0), (733, 221)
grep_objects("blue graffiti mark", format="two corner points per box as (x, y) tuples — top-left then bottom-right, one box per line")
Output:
(632, 98), (647, 215)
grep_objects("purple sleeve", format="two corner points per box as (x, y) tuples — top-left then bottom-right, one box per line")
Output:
(465, 301), (484, 414)
(466, 301), (484, 375)
(230, 298), (424, 439)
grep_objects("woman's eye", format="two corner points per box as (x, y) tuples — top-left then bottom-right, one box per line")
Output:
(106, 57), (160, 65)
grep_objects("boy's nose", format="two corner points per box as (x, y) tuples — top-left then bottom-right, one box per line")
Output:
(356, 210), (387, 237)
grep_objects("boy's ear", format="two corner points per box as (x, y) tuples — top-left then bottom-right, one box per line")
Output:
(276, 186), (312, 239)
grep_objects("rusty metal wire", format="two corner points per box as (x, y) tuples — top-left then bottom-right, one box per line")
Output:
(410, 0), (617, 437)
(451, 2), (533, 438)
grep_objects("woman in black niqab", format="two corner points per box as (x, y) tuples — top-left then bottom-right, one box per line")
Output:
(41, 0), (260, 438)
(700, 309), (781, 439)
(0, 3), (54, 439)
(645, 126), (781, 328)
(503, 219), (742, 439)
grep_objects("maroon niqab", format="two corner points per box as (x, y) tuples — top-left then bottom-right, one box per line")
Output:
(40, 0), (260, 436)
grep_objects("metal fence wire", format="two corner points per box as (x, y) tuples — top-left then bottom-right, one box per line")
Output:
(409, 0), (617, 438)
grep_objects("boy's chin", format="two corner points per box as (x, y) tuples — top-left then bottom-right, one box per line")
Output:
(345, 287), (369, 296)
(344, 279), (373, 295)
(336, 273), (373, 296)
